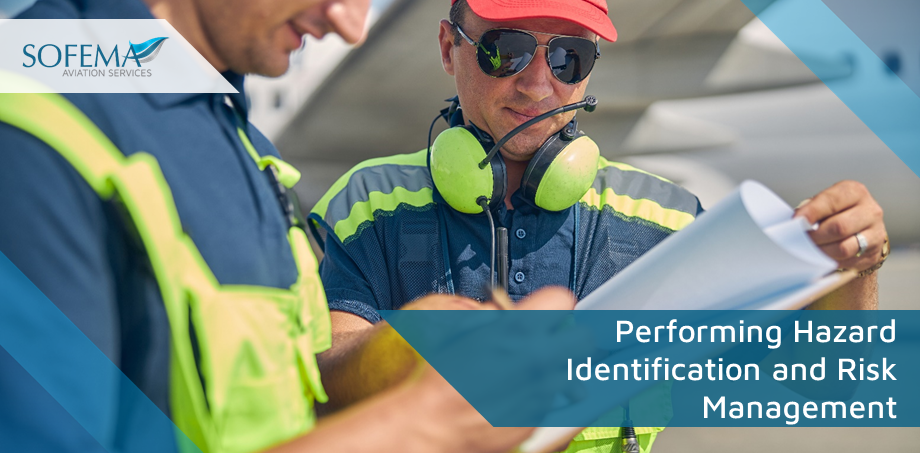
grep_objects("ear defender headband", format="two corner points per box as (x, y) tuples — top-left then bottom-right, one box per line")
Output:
(428, 96), (600, 214)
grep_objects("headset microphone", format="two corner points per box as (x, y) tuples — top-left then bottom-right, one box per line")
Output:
(428, 95), (601, 291)
(479, 96), (598, 169)
(429, 95), (601, 214)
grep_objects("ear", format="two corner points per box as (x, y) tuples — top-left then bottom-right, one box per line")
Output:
(438, 19), (456, 76)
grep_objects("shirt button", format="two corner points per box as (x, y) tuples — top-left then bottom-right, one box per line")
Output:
(514, 272), (526, 283)
(515, 228), (526, 239)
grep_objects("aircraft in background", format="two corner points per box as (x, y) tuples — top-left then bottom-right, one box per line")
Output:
(248, 0), (919, 251)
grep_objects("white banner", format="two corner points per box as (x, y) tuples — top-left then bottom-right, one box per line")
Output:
(0, 19), (236, 93)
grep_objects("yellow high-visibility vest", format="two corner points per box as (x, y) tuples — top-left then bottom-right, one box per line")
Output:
(0, 87), (330, 453)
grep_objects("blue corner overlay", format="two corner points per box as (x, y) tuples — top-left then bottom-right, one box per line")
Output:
(0, 250), (197, 452)
(740, 0), (920, 178)
(382, 309), (920, 428)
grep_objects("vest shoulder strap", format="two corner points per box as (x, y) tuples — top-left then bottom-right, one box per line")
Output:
(0, 93), (125, 198)
(0, 91), (201, 280)
(0, 90), (218, 449)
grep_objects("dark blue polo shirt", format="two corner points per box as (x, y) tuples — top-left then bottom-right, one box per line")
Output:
(0, 0), (299, 450)
(309, 149), (703, 324)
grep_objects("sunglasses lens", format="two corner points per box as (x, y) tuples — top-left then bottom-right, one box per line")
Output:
(477, 30), (538, 77)
(548, 37), (597, 84)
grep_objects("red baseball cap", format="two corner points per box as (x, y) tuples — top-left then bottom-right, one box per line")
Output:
(452, 0), (617, 42)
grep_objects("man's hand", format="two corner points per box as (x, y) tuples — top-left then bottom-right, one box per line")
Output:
(795, 180), (884, 311)
(318, 290), (576, 415)
(402, 294), (487, 311)
(280, 287), (586, 453)
(794, 180), (887, 272)
(406, 287), (584, 453)
(317, 294), (488, 415)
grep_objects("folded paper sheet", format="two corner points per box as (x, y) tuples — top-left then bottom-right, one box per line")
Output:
(577, 180), (837, 311)
(522, 180), (841, 453)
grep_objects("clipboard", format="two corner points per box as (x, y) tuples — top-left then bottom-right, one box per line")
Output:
(515, 268), (858, 453)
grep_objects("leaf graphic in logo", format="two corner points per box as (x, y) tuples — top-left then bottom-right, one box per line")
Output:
(127, 37), (168, 64)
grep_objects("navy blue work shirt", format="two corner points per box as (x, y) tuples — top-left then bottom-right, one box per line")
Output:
(0, 0), (299, 450)
(309, 150), (702, 323)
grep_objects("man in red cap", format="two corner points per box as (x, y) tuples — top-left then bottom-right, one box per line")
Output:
(309, 1), (887, 452)
(1, 0), (592, 451)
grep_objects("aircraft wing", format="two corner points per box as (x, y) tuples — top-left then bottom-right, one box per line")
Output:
(275, 0), (849, 164)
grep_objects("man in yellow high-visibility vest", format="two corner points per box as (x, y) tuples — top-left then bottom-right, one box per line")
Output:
(0, 0), (585, 452)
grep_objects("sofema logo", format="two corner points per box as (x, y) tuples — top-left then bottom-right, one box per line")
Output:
(22, 37), (168, 77)
(128, 37), (168, 64)
(0, 19), (236, 93)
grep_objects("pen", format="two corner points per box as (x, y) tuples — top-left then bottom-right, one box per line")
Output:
(490, 287), (515, 310)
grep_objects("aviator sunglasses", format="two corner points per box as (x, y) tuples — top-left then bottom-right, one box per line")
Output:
(453, 23), (601, 85)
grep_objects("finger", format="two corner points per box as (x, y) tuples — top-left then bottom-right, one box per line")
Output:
(453, 297), (486, 310)
(818, 236), (861, 262)
(835, 250), (882, 273)
(818, 226), (886, 271)
(794, 181), (867, 224)
(403, 294), (482, 311)
(517, 287), (576, 311)
(834, 244), (884, 272)
(485, 289), (515, 310)
(808, 204), (875, 245)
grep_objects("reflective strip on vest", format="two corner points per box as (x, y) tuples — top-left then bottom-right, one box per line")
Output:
(581, 157), (698, 231)
(310, 149), (434, 244)
(0, 92), (329, 453)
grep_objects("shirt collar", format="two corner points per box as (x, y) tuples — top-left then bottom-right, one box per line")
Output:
(142, 71), (247, 112)
(509, 189), (531, 211)
(433, 186), (545, 220)
(222, 71), (249, 116)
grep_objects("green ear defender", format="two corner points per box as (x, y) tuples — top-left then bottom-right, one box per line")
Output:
(429, 96), (600, 213)
(430, 125), (507, 214)
(521, 123), (600, 212)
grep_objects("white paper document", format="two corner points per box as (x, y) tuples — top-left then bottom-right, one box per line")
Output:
(576, 180), (837, 311)
(521, 181), (841, 453)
